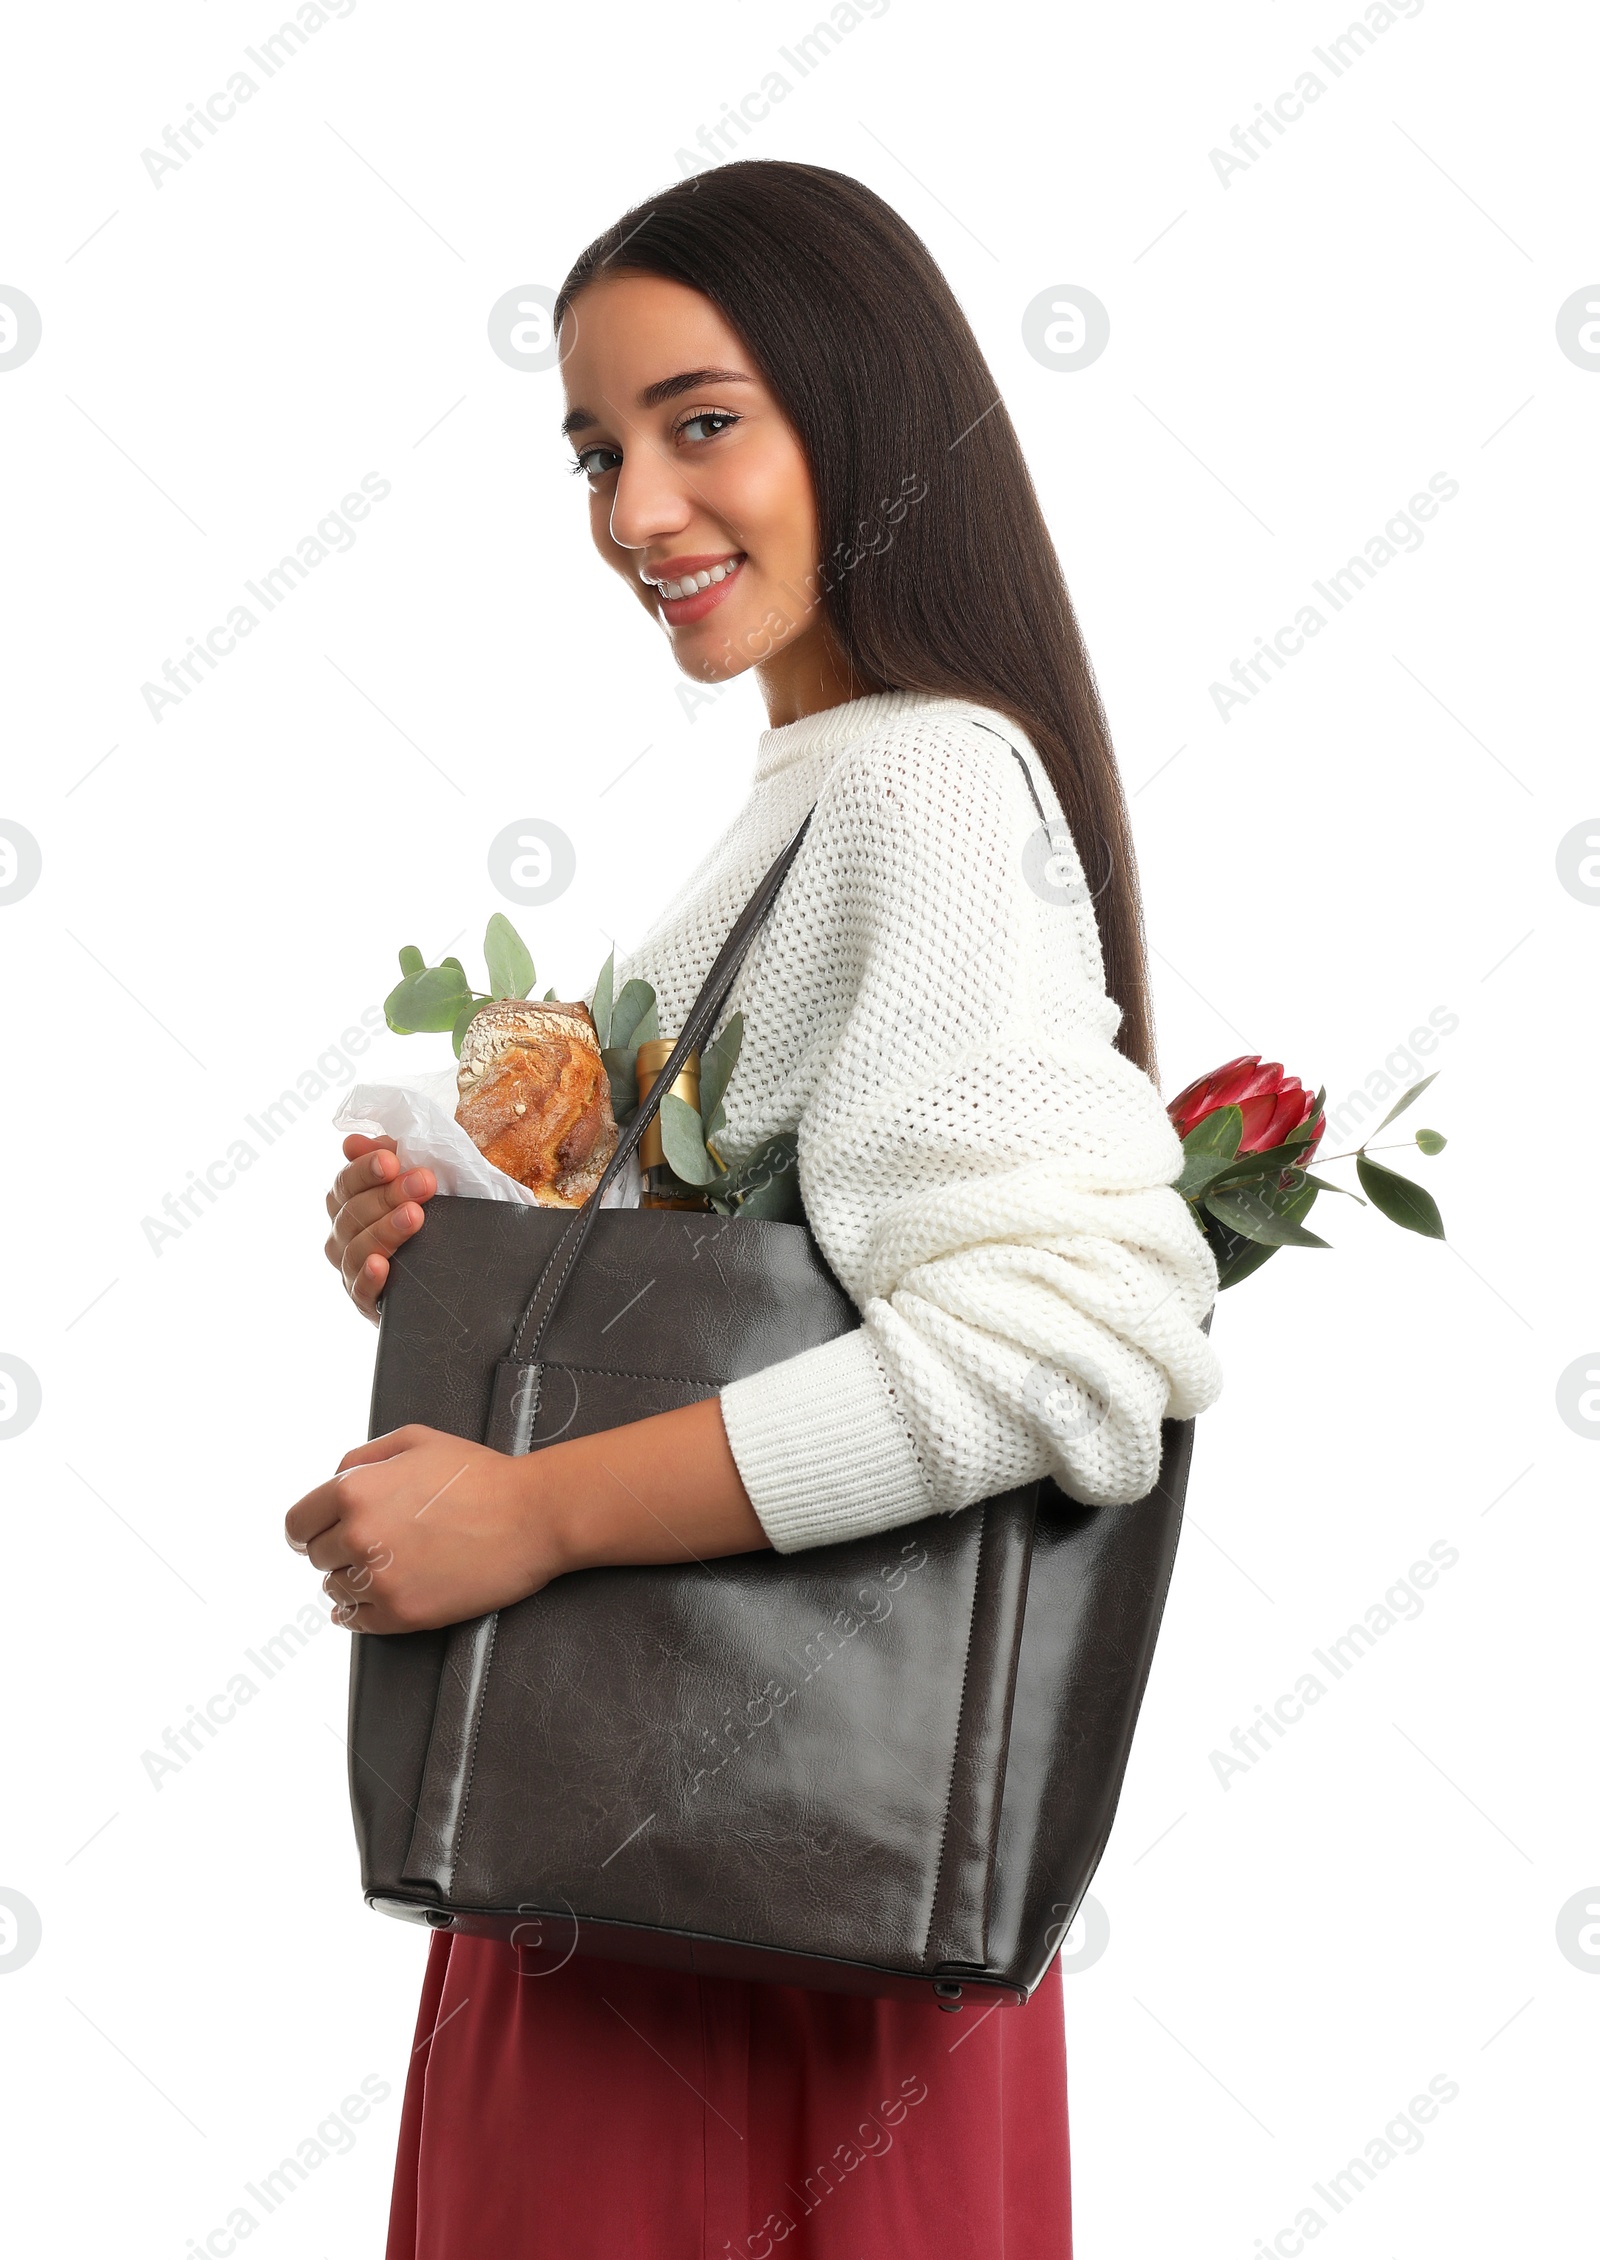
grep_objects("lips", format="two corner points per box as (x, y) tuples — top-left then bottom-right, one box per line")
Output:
(648, 553), (746, 626)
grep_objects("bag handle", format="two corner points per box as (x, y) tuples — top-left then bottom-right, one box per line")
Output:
(501, 804), (816, 1366)
(965, 716), (1049, 825)
(493, 718), (1044, 1380)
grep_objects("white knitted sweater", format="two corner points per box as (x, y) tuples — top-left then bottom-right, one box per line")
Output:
(610, 689), (1224, 1554)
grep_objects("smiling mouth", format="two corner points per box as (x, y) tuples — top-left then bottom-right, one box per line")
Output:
(648, 554), (747, 624)
(646, 553), (745, 600)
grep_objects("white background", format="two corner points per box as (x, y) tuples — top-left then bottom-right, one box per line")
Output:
(1, 0), (1595, 2252)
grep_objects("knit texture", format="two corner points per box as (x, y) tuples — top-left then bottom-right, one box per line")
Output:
(608, 690), (1224, 1553)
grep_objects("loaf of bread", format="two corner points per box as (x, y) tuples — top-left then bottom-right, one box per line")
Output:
(454, 1000), (619, 1206)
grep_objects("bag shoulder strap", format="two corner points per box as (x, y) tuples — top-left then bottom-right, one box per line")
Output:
(960, 714), (1051, 825)
(501, 714), (1046, 1366)
(504, 804), (815, 1363)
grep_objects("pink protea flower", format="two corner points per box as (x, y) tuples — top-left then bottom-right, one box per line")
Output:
(1167, 1055), (1325, 1163)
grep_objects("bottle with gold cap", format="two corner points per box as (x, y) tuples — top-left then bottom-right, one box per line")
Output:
(634, 1039), (714, 1210)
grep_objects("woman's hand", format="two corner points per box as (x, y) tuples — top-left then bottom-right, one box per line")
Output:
(284, 1425), (559, 1635)
(288, 1399), (770, 1634)
(324, 1132), (438, 1323)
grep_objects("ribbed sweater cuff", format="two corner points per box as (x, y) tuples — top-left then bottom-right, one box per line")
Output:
(719, 1328), (934, 1555)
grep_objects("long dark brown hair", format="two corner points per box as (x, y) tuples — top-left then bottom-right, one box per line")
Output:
(555, 161), (1161, 1083)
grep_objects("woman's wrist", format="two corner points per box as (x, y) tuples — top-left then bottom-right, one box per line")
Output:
(508, 1441), (587, 1590)
(516, 1396), (771, 1584)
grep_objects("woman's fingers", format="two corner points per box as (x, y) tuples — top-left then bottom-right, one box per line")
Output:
(304, 1526), (358, 1574)
(326, 1137), (399, 1221)
(323, 1136), (439, 1322)
(349, 1248), (390, 1325)
(342, 1132), (395, 1160)
(330, 1169), (435, 1254)
(338, 1189), (433, 1322)
(283, 1472), (343, 1554)
(324, 1145), (438, 1309)
(336, 1427), (424, 1470)
(340, 1201), (425, 1293)
(325, 1199), (416, 1315)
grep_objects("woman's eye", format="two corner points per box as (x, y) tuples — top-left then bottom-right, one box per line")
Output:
(677, 410), (738, 444)
(568, 411), (735, 480)
(569, 446), (621, 480)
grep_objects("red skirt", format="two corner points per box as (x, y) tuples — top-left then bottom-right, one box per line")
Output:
(386, 1929), (1072, 2258)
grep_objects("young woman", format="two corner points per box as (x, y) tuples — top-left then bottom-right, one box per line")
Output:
(301, 160), (1223, 2259)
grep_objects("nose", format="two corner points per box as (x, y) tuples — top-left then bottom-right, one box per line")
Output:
(605, 433), (697, 558)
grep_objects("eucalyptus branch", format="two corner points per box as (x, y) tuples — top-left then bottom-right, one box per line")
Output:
(1299, 1136), (1443, 1168)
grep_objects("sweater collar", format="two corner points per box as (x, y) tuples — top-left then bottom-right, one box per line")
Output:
(753, 688), (966, 781)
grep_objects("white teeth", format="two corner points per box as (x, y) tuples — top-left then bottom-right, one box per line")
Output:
(656, 556), (741, 601)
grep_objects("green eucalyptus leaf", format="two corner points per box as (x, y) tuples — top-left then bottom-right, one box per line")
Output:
(602, 1046), (639, 1123)
(384, 961), (475, 1035)
(635, 997), (659, 1044)
(659, 1092), (719, 1185)
(483, 913), (535, 1001)
(1414, 1128), (1447, 1156)
(1296, 1085), (1327, 1139)
(1204, 1142), (1313, 1190)
(1369, 1072), (1439, 1139)
(1355, 1153), (1445, 1239)
(727, 1136), (803, 1220)
(1178, 1155), (1249, 1206)
(1181, 1104), (1243, 1160)
(590, 950), (615, 1050)
(1213, 1232), (1282, 1289)
(1203, 1184), (1330, 1249)
(732, 1171), (804, 1222)
(1175, 1105), (1244, 1198)
(609, 979), (656, 1052)
(1215, 1171), (1322, 1287)
(543, 987), (557, 1001)
(397, 944), (425, 977)
(1184, 1102), (1247, 1157)
(699, 1012), (743, 1132)
(451, 998), (485, 1058)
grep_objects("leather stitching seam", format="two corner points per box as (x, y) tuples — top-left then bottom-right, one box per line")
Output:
(534, 1364), (730, 1385)
(920, 1511), (987, 1971)
(444, 1612), (499, 1895)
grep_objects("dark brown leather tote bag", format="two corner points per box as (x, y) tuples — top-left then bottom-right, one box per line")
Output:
(346, 762), (1204, 2012)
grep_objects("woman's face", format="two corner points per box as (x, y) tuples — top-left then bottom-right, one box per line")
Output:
(557, 272), (853, 716)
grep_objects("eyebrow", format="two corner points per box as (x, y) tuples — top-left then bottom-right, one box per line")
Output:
(560, 367), (755, 440)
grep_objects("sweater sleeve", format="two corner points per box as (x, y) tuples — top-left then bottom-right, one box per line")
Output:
(717, 712), (1224, 1554)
